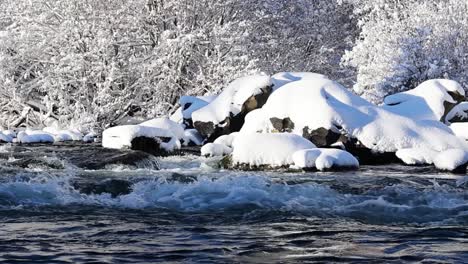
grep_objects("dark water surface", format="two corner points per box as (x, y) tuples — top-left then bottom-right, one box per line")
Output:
(0, 149), (466, 263)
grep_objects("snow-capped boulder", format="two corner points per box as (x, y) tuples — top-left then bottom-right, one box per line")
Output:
(201, 143), (232, 157)
(0, 132), (13, 143)
(292, 148), (359, 171)
(192, 74), (273, 141)
(102, 125), (179, 156)
(17, 130), (55, 144)
(445, 102), (468, 123)
(175, 96), (217, 127)
(383, 79), (465, 122)
(213, 132), (238, 148)
(396, 148), (438, 165)
(241, 78), (468, 164)
(433, 149), (468, 173)
(226, 133), (316, 169)
(183, 129), (204, 146)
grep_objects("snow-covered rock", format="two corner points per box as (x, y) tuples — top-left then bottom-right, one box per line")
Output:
(201, 143), (232, 157)
(141, 117), (185, 141)
(213, 132), (239, 148)
(241, 78), (467, 163)
(229, 133), (316, 169)
(102, 125), (179, 155)
(396, 148), (438, 165)
(42, 127), (84, 142)
(292, 148), (359, 171)
(183, 129), (204, 146)
(0, 132), (13, 143)
(446, 102), (468, 123)
(83, 132), (98, 143)
(433, 149), (468, 173)
(271, 72), (328, 90)
(2, 130), (16, 139)
(17, 130), (55, 144)
(383, 79), (465, 122)
(192, 74), (273, 141)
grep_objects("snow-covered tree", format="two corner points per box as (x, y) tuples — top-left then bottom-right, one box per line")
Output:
(343, 0), (468, 103)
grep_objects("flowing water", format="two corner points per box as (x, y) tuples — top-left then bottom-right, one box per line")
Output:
(0, 147), (467, 263)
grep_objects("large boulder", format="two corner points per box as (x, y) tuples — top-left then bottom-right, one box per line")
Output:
(383, 79), (466, 123)
(102, 124), (180, 156)
(192, 74), (273, 142)
(240, 77), (468, 166)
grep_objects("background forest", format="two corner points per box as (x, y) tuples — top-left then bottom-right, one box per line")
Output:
(0, 0), (467, 130)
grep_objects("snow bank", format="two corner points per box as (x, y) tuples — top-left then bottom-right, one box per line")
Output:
(43, 127), (84, 142)
(241, 78), (467, 154)
(383, 79), (465, 121)
(192, 74), (272, 125)
(292, 148), (359, 171)
(201, 143), (232, 157)
(102, 125), (179, 152)
(2, 130), (16, 138)
(17, 130), (55, 144)
(231, 133), (316, 167)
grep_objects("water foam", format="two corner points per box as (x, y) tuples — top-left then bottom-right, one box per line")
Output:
(0, 173), (466, 224)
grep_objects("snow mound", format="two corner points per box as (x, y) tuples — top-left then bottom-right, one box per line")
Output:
(213, 132), (239, 148)
(231, 133), (316, 167)
(241, 78), (467, 153)
(396, 148), (438, 165)
(201, 143), (232, 157)
(192, 74), (272, 125)
(292, 148), (359, 171)
(102, 125), (179, 152)
(383, 79), (465, 121)
(433, 149), (468, 171)
(17, 130), (55, 144)
(271, 72), (328, 90)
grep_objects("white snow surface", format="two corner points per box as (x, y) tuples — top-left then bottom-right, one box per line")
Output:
(17, 130), (55, 143)
(179, 96), (216, 120)
(241, 78), (467, 153)
(292, 148), (359, 171)
(192, 74), (272, 124)
(83, 132), (98, 143)
(2, 130), (16, 138)
(102, 125), (179, 152)
(231, 133), (316, 167)
(383, 79), (465, 121)
(201, 143), (232, 157)
(140, 117), (185, 141)
(433, 149), (468, 171)
(271, 72), (328, 90)
(450, 123), (468, 140)
(213, 132), (239, 148)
